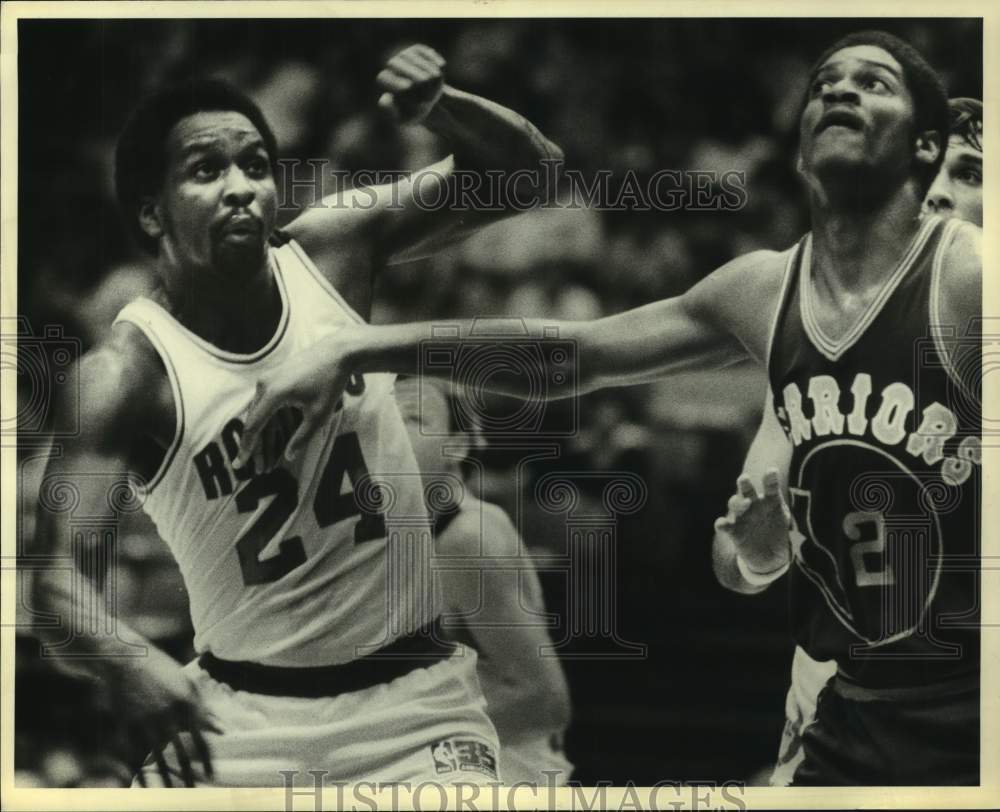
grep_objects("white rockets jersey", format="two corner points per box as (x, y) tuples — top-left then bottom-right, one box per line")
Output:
(114, 235), (437, 667)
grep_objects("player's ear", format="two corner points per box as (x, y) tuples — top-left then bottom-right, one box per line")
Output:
(138, 198), (164, 242)
(914, 130), (942, 168)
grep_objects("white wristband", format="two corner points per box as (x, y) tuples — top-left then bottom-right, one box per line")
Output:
(736, 555), (790, 587)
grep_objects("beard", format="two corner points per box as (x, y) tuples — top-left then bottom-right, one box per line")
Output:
(211, 231), (268, 278)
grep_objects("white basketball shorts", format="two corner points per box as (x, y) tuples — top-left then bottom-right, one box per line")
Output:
(134, 645), (501, 787)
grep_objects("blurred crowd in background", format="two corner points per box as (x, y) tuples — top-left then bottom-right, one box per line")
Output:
(15, 17), (982, 786)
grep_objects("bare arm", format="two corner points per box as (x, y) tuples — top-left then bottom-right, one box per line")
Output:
(351, 248), (778, 391)
(28, 333), (217, 783)
(32, 341), (158, 661)
(285, 44), (563, 310)
(712, 390), (794, 595)
(439, 503), (571, 743)
(236, 250), (784, 469)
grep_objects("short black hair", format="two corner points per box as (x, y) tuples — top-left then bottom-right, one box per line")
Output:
(114, 79), (279, 255)
(948, 97), (983, 152)
(805, 30), (949, 197)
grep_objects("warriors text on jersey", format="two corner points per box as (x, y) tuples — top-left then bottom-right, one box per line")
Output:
(114, 232), (437, 667)
(767, 215), (980, 688)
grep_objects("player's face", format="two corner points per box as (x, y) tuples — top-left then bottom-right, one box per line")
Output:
(923, 134), (982, 226)
(799, 46), (918, 188)
(156, 111), (277, 276)
(397, 383), (465, 487)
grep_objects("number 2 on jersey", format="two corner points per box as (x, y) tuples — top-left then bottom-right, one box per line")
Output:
(790, 490), (895, 589)
(235, 468), (307, 585)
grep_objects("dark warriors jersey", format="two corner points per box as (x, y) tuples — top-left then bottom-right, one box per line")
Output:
(768, 215), (981, 688)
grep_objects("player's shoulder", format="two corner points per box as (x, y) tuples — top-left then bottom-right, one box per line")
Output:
(80, 323), (157, 395)
(283, 205), (379, 319)
(683, 247), (794, 325)
(438, 497), (518, 557)
(942, 218), (981, 275)
(717, 247), (792, 284)
(74, 322), (170, 438)
(283, 192), (376, 256)
(688, 247), (790, 299)
(938, 219), (981, 326)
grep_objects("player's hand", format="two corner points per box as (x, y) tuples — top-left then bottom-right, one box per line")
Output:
(235, 331), (359, 473)
(713, 468), (792, 577)
(236, 406), (303, 477)
(376, 44), (447, 124)
(108, 646), (221, 787)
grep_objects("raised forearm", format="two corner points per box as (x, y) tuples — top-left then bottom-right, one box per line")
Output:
(426, 86), (563, 178)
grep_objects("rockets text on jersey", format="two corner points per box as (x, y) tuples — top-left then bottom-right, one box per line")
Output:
(114, 232), (437, 667)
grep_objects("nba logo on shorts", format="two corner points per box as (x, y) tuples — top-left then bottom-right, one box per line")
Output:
(430, 738), (498, 778)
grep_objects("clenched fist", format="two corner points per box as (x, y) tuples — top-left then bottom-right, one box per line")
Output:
(376, 44), (447, 124)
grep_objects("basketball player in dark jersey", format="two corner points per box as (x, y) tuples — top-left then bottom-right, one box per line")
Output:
(28, 44), (561, 784)
(711, 96), (983, 786)
(239, 31), (981, 785)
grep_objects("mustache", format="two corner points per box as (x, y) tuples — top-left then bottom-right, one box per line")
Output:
(215, 211), (264, 237)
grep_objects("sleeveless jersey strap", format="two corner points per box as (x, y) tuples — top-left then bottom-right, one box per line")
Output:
(268, 228), (292, 248)
(765, 239), (806, 384)
(271, 237), (368, 325)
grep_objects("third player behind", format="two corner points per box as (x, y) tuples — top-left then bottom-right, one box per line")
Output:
(394, 376), (574, 787)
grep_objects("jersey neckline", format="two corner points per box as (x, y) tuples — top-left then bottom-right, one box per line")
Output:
(140, 250), (291, 365)
(799, 215), (939, 362)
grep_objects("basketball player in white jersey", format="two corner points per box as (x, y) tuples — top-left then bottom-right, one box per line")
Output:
(711, 96), (982, 786)
(29, 44), (562, 786)
(239, 32), (982, 785)
(393, 376), (574, 786)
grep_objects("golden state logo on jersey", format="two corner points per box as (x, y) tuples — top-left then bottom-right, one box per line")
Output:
(774, 372), (980, 648)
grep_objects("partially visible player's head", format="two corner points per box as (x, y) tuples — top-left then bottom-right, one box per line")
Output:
(924, 97), (983, 227)
(115, 79), (279, 277)
(395, 376), (482, 497)
(798, 31), (948, 204)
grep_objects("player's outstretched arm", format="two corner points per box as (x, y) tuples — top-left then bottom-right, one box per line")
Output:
(286, 43), (563, 299)
(438, 502), (571, 743)
(712, 391), (795, 595)
(28, 334), (219, 785)
(235, 250), (781, 470)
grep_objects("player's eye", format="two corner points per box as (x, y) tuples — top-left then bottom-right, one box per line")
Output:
(192, 160), (221, 181)
(245, 156), (271, 178)
(861, 76), (889, 92)
(810, 78), (833, 97)
(954, 166), (982, 186)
